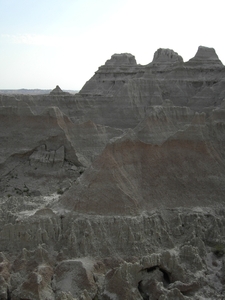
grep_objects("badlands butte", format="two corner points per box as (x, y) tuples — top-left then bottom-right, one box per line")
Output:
(0, 46), (225, 299)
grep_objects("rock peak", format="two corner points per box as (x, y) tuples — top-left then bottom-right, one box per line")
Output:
(194, 46), (220, 61)
(187, 46), (223, 66)
(50, 85), (67, 95)
(105, 53), (137, 66)
(152, 48), (183, 63)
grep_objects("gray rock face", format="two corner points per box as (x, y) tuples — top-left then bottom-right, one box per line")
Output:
(150, 48), (184, 72)
(153, 48), (183, 63)
(0, 201), (225, 299)
(105, 53), (137, 66)
(50, 85), (70, 96)
(74, 46), (225, 128)
(0, 46), (225, 299)
(58, 108), (225, 216)
(187, 45), (223, 67)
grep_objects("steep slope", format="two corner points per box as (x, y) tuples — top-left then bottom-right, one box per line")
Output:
(58, 106), (225, 215)
(0, 99), (122, 197)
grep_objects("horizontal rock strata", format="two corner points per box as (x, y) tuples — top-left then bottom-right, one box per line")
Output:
(0, 46), (225, 299)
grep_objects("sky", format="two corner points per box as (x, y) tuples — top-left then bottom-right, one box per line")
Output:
(0, 0), (224, 90)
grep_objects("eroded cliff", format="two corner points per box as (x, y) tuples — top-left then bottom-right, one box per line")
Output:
(0, 46), (225, 299)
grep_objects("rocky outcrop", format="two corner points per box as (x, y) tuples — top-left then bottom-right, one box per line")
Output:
(187, 46), (223, 67)
(74, 46), (225, 128)
(54, 258), (97, 299)
(0, 99), (122, 197)
(0, 200), (224, 298)
(50, 85), (70, 96)
(0, 46), (225, 299)
(149, 48), (183, 71)
(105, 53), (137, 66)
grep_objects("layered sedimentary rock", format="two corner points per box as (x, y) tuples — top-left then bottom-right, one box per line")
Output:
(187, 46), (223, 67)
(0, 46), (225, 299)
(58, 107), (225, 216)
(0, 96), (121, 197)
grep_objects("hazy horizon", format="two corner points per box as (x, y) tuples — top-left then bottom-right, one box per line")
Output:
(0, 0), (224, 90)
(0, 87), (79, 95)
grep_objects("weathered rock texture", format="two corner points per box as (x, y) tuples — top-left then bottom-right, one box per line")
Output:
(0, 46), (225, 299)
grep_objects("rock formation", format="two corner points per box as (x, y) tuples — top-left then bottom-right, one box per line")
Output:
(50, 85), (70, 96)
(187, 46), (223, 67)
(0, 46), (225, 299)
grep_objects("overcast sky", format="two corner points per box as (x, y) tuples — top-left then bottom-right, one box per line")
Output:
(0, 0), (224, 90)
